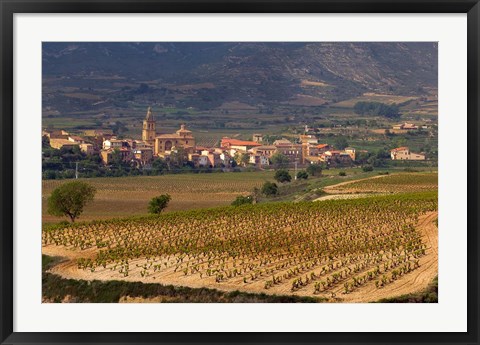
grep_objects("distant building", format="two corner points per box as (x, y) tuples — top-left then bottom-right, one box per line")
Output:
(134, 147), (154, 166)
(392, 123), (418, 130)
(344, 147), (356, 161)
(250, 145), (277, 157)
(155, 124), (195, 156)
(252, 133), (263, 143)
(49, 138), (79, 150)
(273, 139), (302, 162)
(249, 154), (270, 166)
(390, 147), (425, 160)
(80, 143), (94, 155)
(221, 138), (261, 152)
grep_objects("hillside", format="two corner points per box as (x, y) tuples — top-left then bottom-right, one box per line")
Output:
(42, 42), (438, 114)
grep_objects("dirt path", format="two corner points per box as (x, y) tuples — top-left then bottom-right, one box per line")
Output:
(42, 211), (438, 303)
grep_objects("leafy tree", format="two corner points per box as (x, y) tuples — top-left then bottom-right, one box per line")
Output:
(306, 164), (322, 177)
(152, 157), (168, 173)
(47, 181), (96, 222)
(168, 148), (188, 169)
(296, 171), (308, 180)
(274, 169), (292, 183)
(231, 195), (253, 206)
(148, 194), (172, 214)
(261, 182), (278, 196)
(270, 153), (289, 169)
(334, 137), (349, 150)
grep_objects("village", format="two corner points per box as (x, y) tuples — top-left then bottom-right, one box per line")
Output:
(42, 107), (426, 174)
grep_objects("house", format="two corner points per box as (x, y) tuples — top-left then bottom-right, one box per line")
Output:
(42, 129), (67, 139)
(100, 147), (133, 164)
(344, 147), (356, 161)
(252, 133), (263, 143)
(49, 138), (80, 150)
(250, 145), (277, 157)
(249, 154), (270, 166)
(133, 147), (154, 165)
(68, 135), (86, 144)
(80, 143), (94, 155)
(321, 150), (353, 167)
(299, 134), (318, 145)
(390, 147), (426, 160)
(103, 139), (127, 150)
(273, 139), (302, 162)
(188, 154), (210, 167)
(392, 123), (418, 130)
(221, 138), (261, 151)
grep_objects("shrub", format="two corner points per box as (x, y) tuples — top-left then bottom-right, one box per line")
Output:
(296, 171), (308, 180)
(362, 165), (374, 172)
(231, 195), (253, 206)
(148, 194), (172, 214)
(339, 171), (347, 176)
(261, 182), (278, 196)
(274, 169), (292, 183)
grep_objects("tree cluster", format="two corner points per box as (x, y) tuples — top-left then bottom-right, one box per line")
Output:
(353, 101), (400, 119)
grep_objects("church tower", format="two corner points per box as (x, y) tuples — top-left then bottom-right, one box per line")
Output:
(142, 107), (156, 146)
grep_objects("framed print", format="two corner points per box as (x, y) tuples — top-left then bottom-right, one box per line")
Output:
(1, 0), (479, 344)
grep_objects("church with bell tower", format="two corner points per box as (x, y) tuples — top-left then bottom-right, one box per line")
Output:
(142, 107), (156, 146)
(141, 107), (195, 156)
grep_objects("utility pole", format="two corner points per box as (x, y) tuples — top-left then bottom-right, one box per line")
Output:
(294, 161), (297, 180)
(75, 162), (79, 179)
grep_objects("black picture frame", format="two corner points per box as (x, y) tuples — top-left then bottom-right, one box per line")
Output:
(1, 1), (479, 344)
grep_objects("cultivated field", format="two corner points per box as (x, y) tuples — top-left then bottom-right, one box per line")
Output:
(324, 173), (438, 194)
(42, 172), (275, 223)
(43, 188), (437, 302)
(331, 93), (418, 108)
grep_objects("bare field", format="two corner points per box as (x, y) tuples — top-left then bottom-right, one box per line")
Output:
(42, 172), (275, 223)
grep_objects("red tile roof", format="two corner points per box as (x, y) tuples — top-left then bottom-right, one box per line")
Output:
(221, 138), (261, 147)
(391, 147), (409, 152)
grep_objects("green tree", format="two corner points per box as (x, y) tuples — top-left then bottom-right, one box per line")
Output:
(296, 171), (308, 180)
(240, 153), (250, 166)
(148, 194), (172, 214)
(270, 153), (289, 169)
(306, 164), (322, 177)
(274, 169), (292, 183)
(231, 195), (253, 206)
(47, 181), (96, 222)
(261, 182), (278, 196)
(334, 137), (349, 150)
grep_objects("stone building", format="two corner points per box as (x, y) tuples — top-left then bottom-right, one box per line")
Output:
(140, 107), (196, 156)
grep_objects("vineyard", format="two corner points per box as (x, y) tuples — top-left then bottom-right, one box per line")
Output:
(43, 191), (438, 302)
(324, 173), (438, 194)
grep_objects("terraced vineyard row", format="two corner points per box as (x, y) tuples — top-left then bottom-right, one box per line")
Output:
(43, 191), (437, 299)
(329, 173), (437, 194)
